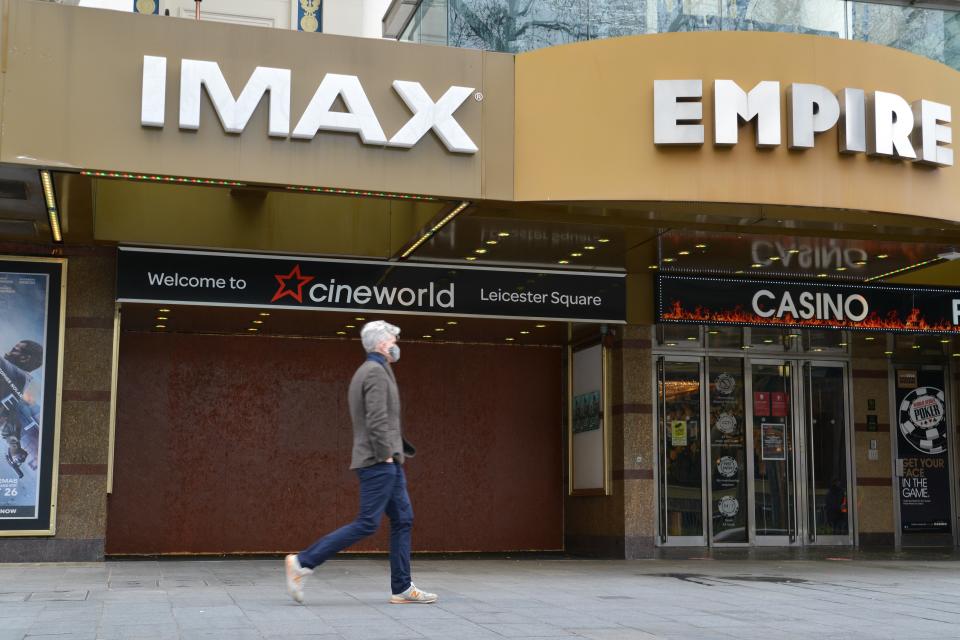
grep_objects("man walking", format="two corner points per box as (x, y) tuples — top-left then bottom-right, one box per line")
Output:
(285, 320), (437, 605)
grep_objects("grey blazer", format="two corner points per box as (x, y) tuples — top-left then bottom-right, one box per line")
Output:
(348, 360), (415, 469)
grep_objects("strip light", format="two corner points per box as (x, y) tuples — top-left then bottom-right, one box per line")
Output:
(287, 185), (437, 201)
(864, 257), (946, 283)
(400, 201), (471, 259)
(40, 171), (62, 243)
(81, 170), (245, 187)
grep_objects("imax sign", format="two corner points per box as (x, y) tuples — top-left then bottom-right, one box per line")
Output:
(140, 56), (479, 154)
(654, 79), (953, 167)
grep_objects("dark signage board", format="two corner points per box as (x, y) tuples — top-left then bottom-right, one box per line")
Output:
(0, 259), (64, 535)
(117, 248), (627, 323)
(895, 368), (952, 534)
(657, 275), (960, 334)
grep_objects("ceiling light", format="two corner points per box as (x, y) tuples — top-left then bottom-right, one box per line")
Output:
(751, 263), (762, 268)
(877, 254), (889, 259)
(855, 261), (867, 266)
(597, 238), (610, 243)
(763, 339), (773, 343)
(787, 334), (799, 338)
(345, 324), (355, 328)
(505, 337), (515, 342)
(865, 336), (876, 341)
(336, 331), (346, 335)
(708, 330), (719, 335)
(769, 256), (780, 261)
(941, 339), (950, 344)
(40, 170), (62, 243)
(686, 336), (697, 341)
(558, 259), (569, 264)
(648, 264), (659, 270)
(584, 245), (596, 250)
(535, 324), (546, 328)
(422, 335), (432, 339)
(937, 250), (960, 261)
(475, 248), (487, 254)
(836, 267), (847, 271)
(486, 240), (498, 245)
(570, 252), (583, 257)
(741, 345), (752, 349)
(156, 316), (168, 321)
(813, 348), (823, 352)
(155, 324), (166, 329)
(839, 343), (848, 347)
(159, 308), (171, 313)
(953, 353), (960, 357)
(884, 351), (893, 355)
(678, 250), (690, 256)
(447, 321), (458, 325)
(666, 342), (677, 347)
(520, 330), (530, 335)
(355, 317), (365, 321)
(912, 344), (921, 349)
(259, 312), (271, 317)
(248, 328), (258, 332)
(816, 273), (828, 278)
(435, 328), (445, 332)
(735, 270), (744, 274)
(253, 320), (264, 325)
(695, 243), (707, 249)
(498, 232), (511, 237)
(465, 256), (477, 261)
(663, 257), (675, 263)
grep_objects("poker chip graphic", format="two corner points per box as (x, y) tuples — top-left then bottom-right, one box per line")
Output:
(899, 387), (947, 455)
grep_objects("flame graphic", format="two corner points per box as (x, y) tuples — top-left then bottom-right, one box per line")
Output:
(663, 300), (959, 332)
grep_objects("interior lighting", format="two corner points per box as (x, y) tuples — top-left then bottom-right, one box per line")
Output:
(497, 232), (511, 237)
(941, 339), (951, 344)
(259, 312), (271, 317)
(666, 342), (677, 347)
(876, 254), (889, 259)
(678, 250), (690, 256)
(695, 243), (707, 249)
(708, 330), (719, 335)
(953, 353), (960, 357)
(447, 321), (458, 325)
(884, 351), (893, 356)
(865, 257), (946, 283)
(435, 328), (445, 332)
(741, 345), (752, 350)
(735, 270), (744, 274)
(662, 257), (676, 263)
(465, 256), (477, 261)
(159, 308), (171, 313)
(584, 245), (596, 250)
(648, 264), (659, 270)
(474, 248), (487, 254)
(788, 249), (800, 254)
(535, 324), (546, 328)
(355, 317), (365, 321)
(422, 335), (432, 339)
(865, 336), (876, 341)
(505, 337), (515, 342)
(336, 331), (346, 335)
(486, 240), (498, 245)
(40, 171), (63, 243)
(570, 252), (583, 257)
(687, 336), (698, 341)
(248, 328), (258, 332)
(912, 344), (921, 349)
(816, 273), (828, 278)
(285, 184), (437, 201)
(787, 334), (799, 339)
(253, 320), (264, 325)
(520, 330), (530, 335)
(558, 259), (569, 264)
(813, 348), (823, 352)
(81, 170), (246, 188)
(399, 201), (472, 259)
(763, 339), (774, 343)
(751, 263), (762, 268)
(597, 238), (610, 243)
(155, 324), (166, 329)
(839, 342), (848, 347)
(156, 316), (168, 321)
(854, 261), (867, 266)
(836, 267), (847, 271)
(769, 256), (781, 261)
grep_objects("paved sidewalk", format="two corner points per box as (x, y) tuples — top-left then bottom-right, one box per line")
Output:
(2, 556), (960, 639)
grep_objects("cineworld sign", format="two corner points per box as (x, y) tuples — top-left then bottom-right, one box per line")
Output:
(654, 79), (953, 167)
(656, 275), (960, 333)
(117, 248), (626, 323)
(140, 56), (479, 153)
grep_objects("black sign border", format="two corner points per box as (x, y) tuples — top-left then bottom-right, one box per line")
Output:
(656, 273), (960, 334)
(117, 247), (628, 324)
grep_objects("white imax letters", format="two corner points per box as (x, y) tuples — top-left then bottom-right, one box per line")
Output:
(654, 79), (953, 167)
(141, 56), (478, 154)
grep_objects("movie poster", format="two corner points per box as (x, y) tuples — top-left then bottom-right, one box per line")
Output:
(0, 259), (63, 534)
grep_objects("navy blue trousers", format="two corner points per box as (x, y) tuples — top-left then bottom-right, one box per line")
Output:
(298, 462), (413, 595)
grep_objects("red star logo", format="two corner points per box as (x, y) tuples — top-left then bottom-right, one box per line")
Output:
(271, 264), (315, 303)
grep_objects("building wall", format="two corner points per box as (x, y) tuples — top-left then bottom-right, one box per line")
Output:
(0, 245), (116, 562)
(852, 357), (896, 546)
(107, 333), (563, 554)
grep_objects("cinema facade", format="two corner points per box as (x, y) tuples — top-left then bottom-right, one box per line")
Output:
(1, 0), (959, 561)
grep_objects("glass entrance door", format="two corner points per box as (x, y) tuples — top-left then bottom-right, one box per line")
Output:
(656, 357), (706, 545)
(750, 361), (799, 544)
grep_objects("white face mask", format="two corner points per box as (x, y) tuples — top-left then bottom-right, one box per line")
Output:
(387, 344), (401, 362)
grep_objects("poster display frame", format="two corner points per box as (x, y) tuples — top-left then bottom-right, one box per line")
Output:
(0, 256), (66, 537)
(568, 338), (611, 497)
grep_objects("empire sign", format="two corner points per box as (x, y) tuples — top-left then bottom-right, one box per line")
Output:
(654, 79), (953, 167)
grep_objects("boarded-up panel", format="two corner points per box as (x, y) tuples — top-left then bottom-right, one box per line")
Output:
(106, 333), (562, 554)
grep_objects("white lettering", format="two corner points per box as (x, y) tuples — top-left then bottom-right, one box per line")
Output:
(389, 81), (478, 153)
(654, 80), (704, 145)
(714, 79), (781, 147)
(752, 290), (776, 318)
(292, 73), (387, 144)
(912, 99), (954, 167)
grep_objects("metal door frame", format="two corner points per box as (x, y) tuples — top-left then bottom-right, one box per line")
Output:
(654, 354), (709, 547)
(801, 360), (856, 546)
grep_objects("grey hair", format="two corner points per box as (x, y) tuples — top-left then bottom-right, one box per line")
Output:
(360, 320), (400, 353)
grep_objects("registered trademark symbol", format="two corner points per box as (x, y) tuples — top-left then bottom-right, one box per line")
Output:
(474, 92), (483, 102)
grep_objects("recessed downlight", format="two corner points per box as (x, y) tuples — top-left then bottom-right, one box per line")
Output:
(497, 232), (510, 237)
(558, 259), (569, 264)
(447, 320), (458, 325)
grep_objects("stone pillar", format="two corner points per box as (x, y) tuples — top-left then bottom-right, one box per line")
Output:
(0, 245), (116, 562)
(851, 355), (895, 547)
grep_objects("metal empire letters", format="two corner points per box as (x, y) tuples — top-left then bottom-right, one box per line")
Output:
(654, 79), (953, 167)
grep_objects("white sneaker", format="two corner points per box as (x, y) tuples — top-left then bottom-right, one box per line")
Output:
(284, 554), (312, 603)
(389, 583), (438, 604)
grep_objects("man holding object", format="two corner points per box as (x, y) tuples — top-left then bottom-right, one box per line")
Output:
(285, 320), (437, 605)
